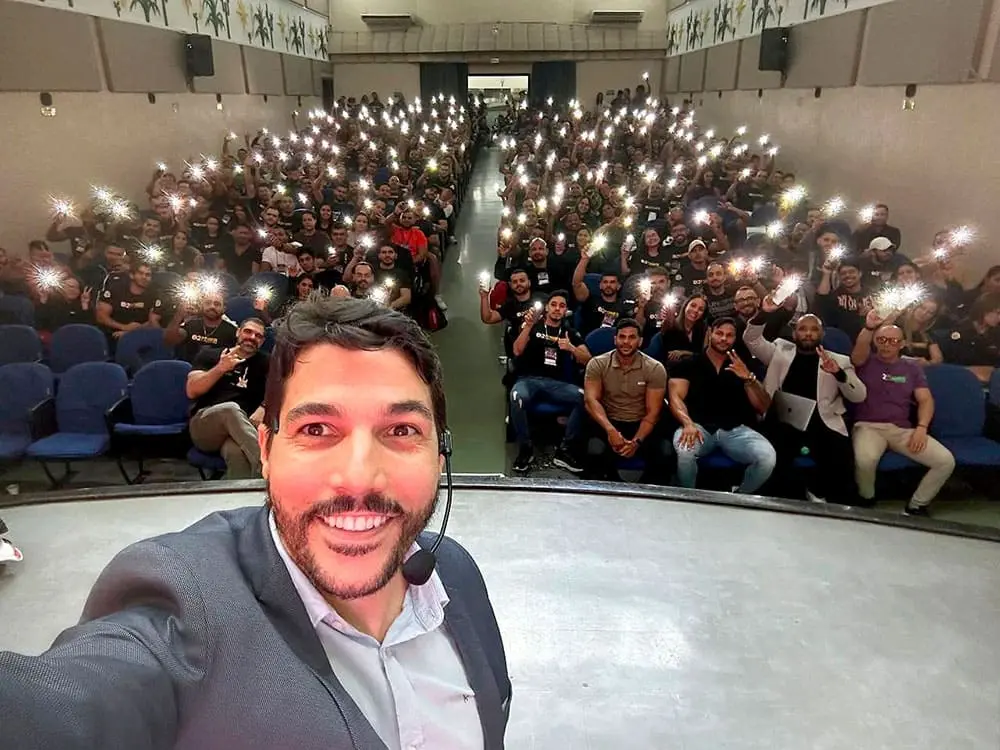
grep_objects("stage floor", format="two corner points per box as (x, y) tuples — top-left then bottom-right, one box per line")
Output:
(2, 482), (999, 749)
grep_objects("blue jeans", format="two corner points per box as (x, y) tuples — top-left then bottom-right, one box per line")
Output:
(510, 376), (585, 447)
(672, 424), (777, 493)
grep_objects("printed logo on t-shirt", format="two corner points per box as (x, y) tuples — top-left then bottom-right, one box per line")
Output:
(881, 373), (907, 384)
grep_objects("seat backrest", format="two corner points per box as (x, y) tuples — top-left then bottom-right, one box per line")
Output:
(990, 368), (1000, 407)
(822, 327), (853, 356)
(0, 295), (35, 326)
(50, 324), (109, 373)
(644, 332), (664, 361)
(0, 324), (43, 365)
(585, 326), (616, 356)
(245, 272), (290, 310)
(130, 360), (192, 425)
(55, 362), (129, 434)
(583, 273), (602, 301)
(924, 364), (986, 438)
(114, 327), (174, 375)
(0, 362), (54, 435)
(225, 296), (257, 325)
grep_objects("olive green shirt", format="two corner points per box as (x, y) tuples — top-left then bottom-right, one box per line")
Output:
(585, 350), (667, 422)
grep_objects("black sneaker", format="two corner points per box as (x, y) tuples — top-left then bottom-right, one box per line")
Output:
(903, 503), (930, 518)
(512, 445), (534, 473)
(552, 448), (583, 474)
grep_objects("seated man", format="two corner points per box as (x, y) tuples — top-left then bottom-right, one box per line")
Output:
(94, 259), (162, 341)
(510, 290), (591, 474)
(572, 249), (632, 336)
(850, 309), (956, 516)
(583, 318), (673, 484)
(668, 318), (776, 492)
(480, 268), (537, 329)
(185, 317), (269, 479)
(744, 297), (867, 504)
(164, 290), (239, 363)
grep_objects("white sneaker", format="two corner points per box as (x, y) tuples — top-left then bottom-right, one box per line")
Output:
(435, 294), (448, 311)
(0, 537), (23, 563)
(805, 490), (827, 503)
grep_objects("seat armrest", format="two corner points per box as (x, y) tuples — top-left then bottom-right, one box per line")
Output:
(105, 396), (134, 431)
(29, 397), (57, 441)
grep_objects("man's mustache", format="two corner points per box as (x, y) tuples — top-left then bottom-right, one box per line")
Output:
(307, 494), (404, 520)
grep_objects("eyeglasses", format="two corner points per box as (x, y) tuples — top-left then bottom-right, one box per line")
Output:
(875, 337), (902, 345)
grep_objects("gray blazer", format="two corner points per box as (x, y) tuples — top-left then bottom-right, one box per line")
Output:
(0, 506), (511, 749)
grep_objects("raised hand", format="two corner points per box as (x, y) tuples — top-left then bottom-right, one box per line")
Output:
(817, 346), (841, 374)
(760, 294), (779, 314)
(556, 334), (574, 351)
(726, 350), (753, 381)
(216, 347), (245, 373)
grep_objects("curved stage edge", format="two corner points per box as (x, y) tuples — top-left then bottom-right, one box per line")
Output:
(1, 477), (999, 749)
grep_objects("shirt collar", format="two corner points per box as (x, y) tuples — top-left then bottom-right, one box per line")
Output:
(268, 511), (449, 634)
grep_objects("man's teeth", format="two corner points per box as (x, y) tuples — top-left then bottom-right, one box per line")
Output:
(322, 515), (390, 531)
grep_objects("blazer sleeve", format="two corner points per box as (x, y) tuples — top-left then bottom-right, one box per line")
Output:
(743, 320), (778, 366)
(836, 356), (867, 403)
(0, 540), (210, 749)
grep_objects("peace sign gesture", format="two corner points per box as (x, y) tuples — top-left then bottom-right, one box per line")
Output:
(817, 346), (841, 374)
(726, 350), (753, 381)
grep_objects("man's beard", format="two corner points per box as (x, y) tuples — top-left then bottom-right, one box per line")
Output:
(270, 487), (438, 601)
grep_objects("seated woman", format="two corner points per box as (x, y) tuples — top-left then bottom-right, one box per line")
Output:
(651, 294), (707, 370)
(898, 296), (943, 364)
(34, 275), (93, 345)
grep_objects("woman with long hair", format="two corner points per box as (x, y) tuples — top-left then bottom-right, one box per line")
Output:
(898, 297), (943, 364)
(652, 294), (707, 368)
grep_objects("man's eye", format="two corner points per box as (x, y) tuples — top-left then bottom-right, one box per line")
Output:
(300, 423), (332, 437)
(387, 424), (420, 438)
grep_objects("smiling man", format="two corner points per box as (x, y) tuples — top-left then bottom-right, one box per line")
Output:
(0, 296), (511, 750)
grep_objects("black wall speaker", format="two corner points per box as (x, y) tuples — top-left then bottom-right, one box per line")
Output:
(758, 27), (790, 73)
(185, 34), (214, 77)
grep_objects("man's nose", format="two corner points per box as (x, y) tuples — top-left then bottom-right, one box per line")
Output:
(330, 432), (387, 498)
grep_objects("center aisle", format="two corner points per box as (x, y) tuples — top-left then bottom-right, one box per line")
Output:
(432, 148), (508, 473)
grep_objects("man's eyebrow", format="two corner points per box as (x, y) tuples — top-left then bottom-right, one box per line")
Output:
(284, 402), (342, 423)
(385, 400), (434, 421)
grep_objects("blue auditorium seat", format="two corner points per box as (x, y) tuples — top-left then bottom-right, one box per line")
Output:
(584, 326), (616, 356)
(583, 273), (601, 300)
(0, 325), (43, 365)
(0, 294), (35, 326)
(225, 296), (258, 325)
(108, 360), (192, 483)
(0, 363), (54, 462)
(187, 446), (227, 480)
(49, 324), (109, 375)
(26, 362), (129, 487)
(822, 327), (853, 356)
(114, 327), (174, 377)
(923, 364), (1000, 468)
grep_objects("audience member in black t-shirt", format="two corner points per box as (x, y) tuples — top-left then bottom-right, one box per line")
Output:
(852, 203), (902, 254)
(672, 239), (710, 296)
(936, 292), (1000, 382)
(34, 275), (94, 335)
(509, 290), (592, 473)
(186, 317), (269, 479)
(481, 268), (537, 329)
(164, 291), (240, 363)
(572, 255), (632, 336)
(219, 224), (262, 283)
(815, 256), (874, 342)
(651, 293), (707, 368)
(668, 317), (775, 493)
(625, 228), (673, 279)
(702, 262), (738, 322)
(293, 211), (331, 256)
(94, 260), (163, 341)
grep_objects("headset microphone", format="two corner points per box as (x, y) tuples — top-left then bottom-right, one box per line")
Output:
(402, 429), (454, 586)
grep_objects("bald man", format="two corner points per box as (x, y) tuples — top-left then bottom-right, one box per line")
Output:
(849, 309), (955, 516)
(745, 297), (867, 504)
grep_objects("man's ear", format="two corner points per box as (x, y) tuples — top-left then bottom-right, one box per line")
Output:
(257, 423), (271, 480)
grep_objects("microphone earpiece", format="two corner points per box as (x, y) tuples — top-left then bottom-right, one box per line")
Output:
(403, 428), (454, 586)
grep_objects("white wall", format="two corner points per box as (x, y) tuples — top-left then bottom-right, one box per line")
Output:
(576, 59), (663, 106)
(332, 63), (421, 100)
(330, 0), (667, 31)
(0, 91), (319, 256)
(696, 83), (1000, 281)
(469, 75), (529, 90)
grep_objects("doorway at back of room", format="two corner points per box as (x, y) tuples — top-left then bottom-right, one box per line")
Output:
(468, 74), (528, 124)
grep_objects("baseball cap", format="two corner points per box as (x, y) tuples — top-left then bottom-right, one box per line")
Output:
(869, 237), (895, 251)
(688, 239), (708, 252)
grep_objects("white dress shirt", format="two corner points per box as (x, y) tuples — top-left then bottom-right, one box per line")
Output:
(269, 513), (484, 750)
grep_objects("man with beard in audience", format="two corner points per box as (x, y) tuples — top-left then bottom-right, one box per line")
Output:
(852, 203), (902, 253)
(573, 249), (632, 336)
(164, 290), (239, 363)
(95, 259), (163, 342)
(633, 267), (675, 346)
(293, 211), (329, 256)
(702, 261), (738, 322)
(510, 290), (592, 474)
(815, 255), (874, 341)
(745, 296), (867, 504)
(218, 224), (261, 283)
(186, 317), (269, 479)
(668, 318), (776, 493)
(582, 318), (673, 484)
(673, 239), (710, 296)
(348, 261), (377, 299)
(513, 237), (569, 298)
(480, 268), (537, 329)
(860, 237), (910, 290)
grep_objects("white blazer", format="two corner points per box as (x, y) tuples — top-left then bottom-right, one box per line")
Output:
(743, 321), (867, 436)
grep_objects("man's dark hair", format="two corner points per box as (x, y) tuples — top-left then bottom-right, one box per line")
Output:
(838, 256), (862, 271)
(263, 296), (446, 445)
(647, 266), (670, 278)
(240, 316), (267, 331)
(875, 203), (890, 212)
(28, 240), (49, 253)
(710, 316), (738, 332)
(600, 271), (621, 281)
(615, 317), (641, 334)
(546, 289), (570, 305)
(129, 257), (152, 274)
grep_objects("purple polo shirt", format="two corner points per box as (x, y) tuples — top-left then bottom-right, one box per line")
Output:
(853, 356), (927, 428)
